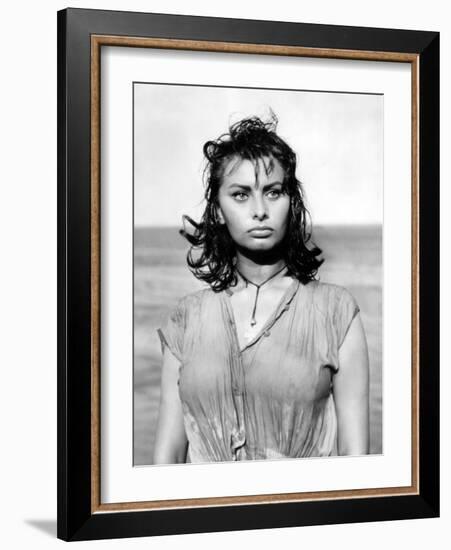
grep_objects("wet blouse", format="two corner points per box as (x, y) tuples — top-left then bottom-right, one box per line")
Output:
(157, 279), (360, 463)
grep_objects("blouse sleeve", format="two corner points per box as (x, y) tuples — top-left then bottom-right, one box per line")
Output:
(335, 287), (360, 349)
(157, 298), (186, 362)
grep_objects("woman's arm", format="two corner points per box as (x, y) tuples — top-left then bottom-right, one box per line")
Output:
(333, 313), (370, 456)
(152, 347), (188, 464)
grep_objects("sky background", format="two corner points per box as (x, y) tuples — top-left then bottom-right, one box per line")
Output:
(134, 83), (383, 227)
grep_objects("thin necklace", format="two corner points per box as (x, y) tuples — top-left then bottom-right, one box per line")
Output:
(236, 264), (287, 327)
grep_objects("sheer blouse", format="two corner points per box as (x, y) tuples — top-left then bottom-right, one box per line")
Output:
(157, 279), (360, 463)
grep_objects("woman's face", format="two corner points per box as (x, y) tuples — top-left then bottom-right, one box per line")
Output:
(217, 155), (291, 253)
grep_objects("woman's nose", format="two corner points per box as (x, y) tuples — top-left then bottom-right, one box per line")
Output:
(252, 195), (268, 220)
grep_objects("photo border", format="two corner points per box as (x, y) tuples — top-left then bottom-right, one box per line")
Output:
(57, 7), (439, 541)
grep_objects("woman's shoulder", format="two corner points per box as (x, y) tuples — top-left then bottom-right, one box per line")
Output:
(303, 281), (360, 345)
(305, 279), (354, 297)
(303, 280), (359, 314)
(171, 286), (218, 313)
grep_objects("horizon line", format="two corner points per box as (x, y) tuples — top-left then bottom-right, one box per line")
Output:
(134, 222), (383, 229)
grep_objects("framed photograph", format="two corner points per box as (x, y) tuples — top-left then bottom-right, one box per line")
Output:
(57, 7), (439, 541)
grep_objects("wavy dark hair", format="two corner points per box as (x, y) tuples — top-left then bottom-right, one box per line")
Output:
(180, 113), (324, 291)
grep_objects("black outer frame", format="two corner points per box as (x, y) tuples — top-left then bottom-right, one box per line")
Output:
(57, 7), (439, 542)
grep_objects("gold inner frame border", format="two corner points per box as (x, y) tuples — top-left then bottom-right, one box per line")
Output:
(90, 34), (420, 514)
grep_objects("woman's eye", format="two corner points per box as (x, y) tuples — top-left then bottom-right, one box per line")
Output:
(267, 189), (282, 199)
(232, 192), (248, 201)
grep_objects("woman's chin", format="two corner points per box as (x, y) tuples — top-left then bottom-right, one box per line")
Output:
(240, 238), (284, 255)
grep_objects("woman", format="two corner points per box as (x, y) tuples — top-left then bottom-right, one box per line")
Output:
(153, 114), (369, 464)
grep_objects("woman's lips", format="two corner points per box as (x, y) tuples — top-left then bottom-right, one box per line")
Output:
(248, 227), (274, 237)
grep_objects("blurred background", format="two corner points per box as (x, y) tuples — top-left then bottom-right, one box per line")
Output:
(133, 83), (383, 465)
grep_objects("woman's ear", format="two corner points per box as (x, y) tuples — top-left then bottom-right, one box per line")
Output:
(216, 206), (225, 224)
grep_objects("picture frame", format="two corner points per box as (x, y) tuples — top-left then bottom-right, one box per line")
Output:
(57, 7), (439, 542)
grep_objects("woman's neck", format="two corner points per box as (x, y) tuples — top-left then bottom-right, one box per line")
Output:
(235, 249), (287, 286)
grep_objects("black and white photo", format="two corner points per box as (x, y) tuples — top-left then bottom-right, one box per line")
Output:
(133, 84), (383, 465)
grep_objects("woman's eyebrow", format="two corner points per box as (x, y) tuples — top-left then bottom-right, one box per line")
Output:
(228, 181), (284, 191)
